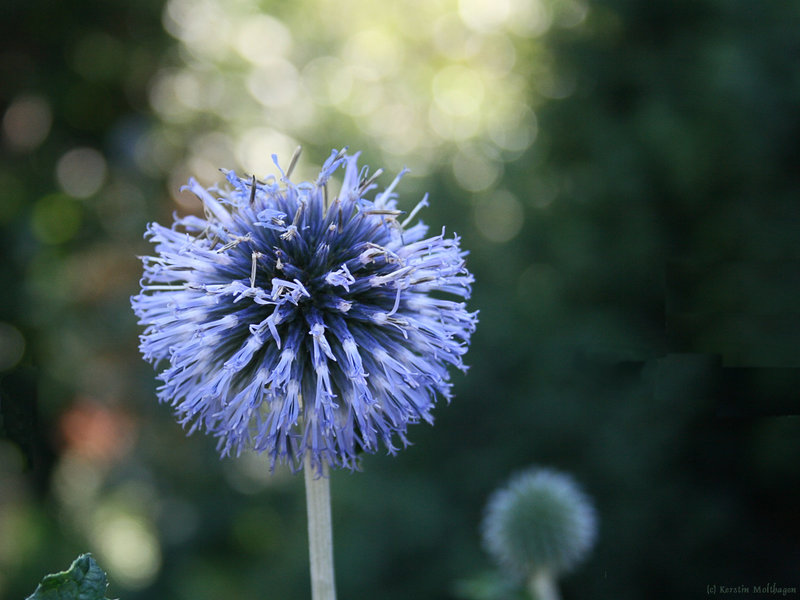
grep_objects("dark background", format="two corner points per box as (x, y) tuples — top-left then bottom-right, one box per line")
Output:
(1, 0), (799, 598)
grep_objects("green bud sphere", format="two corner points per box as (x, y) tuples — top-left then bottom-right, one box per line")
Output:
(481, 467), (597, 579)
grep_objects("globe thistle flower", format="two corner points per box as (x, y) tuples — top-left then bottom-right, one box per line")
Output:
(132, 148), (477, 472)
(481, 467), (597, 581)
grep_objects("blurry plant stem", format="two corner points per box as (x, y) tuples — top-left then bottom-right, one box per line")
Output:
(304, 452), (337, 600)
(528, 570), (560, 600)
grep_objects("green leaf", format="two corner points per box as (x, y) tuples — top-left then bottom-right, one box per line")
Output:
(26, 554), (113, 600)
(452, 570), (527, 600)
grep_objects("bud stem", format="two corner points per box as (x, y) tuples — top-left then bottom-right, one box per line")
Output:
(304, 454), (337, 600)
(528, 569), (560, 600)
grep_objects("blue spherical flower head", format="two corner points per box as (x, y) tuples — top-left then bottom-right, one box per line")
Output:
(132, 149), (477, 472)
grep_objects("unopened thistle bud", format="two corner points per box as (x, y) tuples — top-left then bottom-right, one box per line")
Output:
(481, 467), (597, 581)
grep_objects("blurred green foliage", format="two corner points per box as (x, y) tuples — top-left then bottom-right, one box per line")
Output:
(1, 0), (799, 599)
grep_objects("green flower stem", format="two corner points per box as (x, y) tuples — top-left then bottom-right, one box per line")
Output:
(304, 453), (337, 600)
(528, 569), (560, 600)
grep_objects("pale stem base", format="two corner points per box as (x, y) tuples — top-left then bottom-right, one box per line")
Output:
(528, 569), (560, 600)
(304, 454), (337, 600)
